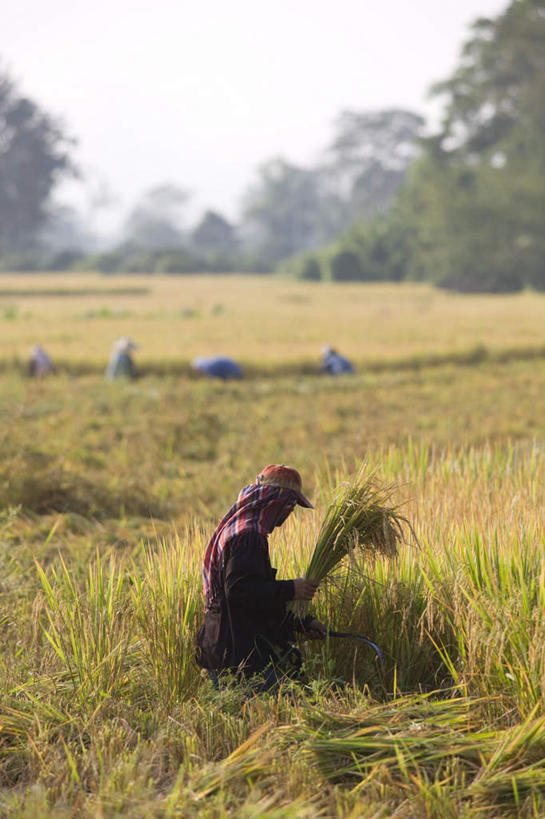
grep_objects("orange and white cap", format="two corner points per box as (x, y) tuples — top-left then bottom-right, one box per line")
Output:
(255, 464), (313, 508)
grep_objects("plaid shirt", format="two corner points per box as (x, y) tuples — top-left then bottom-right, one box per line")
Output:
(202, 483), (296, 608)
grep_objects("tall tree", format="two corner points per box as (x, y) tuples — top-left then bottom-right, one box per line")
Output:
(191, 210), (237, 254)
(241, 158), (324, 266)
(240, 110), (424, 268)
(123, 183), (190, 249)
(430, 0), (545, 164)
(321, 108), (425, 220)
(0, 66), (75, 254)
(401, 0), (545, 291)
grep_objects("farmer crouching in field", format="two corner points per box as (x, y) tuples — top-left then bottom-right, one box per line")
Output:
(196, 464), (326, 693)
(29, 344), (54, 378)
(191, 355), (243, 380)
(321, 345), (355, 376)
(105, 337), (138, 380)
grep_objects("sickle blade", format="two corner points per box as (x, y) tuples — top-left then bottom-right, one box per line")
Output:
(327, 630), (384, 663)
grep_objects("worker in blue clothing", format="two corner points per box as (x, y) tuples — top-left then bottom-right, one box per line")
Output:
(191, 356), (243, 380)
(321, 345), (354, 375)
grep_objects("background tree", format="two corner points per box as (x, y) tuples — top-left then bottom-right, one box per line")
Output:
(0, 65), (75, 255)
(319, 108), (425, 223)
(430, 0), (545, 164)
(191, 210), (238, 255)
(245, 110), (424, 272)
(306, 1), (545, 291)
(123, 183), (190, 250)
(240, 158), (325, 267)
(402, 0), (545, 291)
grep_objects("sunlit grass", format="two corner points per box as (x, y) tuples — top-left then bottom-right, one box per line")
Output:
(2, 440), (545, 814)
(2, 276), (545, 814)
(2, 273), (545, 365)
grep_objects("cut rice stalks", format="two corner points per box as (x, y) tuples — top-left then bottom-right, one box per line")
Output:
(305, 694), (545, 811)
(294, 464), (415, 615)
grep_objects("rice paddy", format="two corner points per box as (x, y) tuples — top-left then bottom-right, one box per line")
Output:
(1, 274), (545, 816)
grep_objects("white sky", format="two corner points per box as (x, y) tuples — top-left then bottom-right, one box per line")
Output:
(3, 0), (507, 231)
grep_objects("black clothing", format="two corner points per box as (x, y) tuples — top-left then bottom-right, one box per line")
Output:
(196, 531), (312, 676)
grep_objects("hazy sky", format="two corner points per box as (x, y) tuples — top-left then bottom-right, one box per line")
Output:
(3, 0), (507, 229)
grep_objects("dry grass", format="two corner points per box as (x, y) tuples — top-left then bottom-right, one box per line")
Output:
(2, 445), (545, 815)
(2, 273), (545, 366)
(2, 276), (545, 815)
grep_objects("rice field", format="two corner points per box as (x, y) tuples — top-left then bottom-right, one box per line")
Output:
(1, 274), (545, 816)
(2, 272), (545, 367)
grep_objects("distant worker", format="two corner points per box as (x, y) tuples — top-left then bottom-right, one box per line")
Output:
(321, 345), (355, 376)
(106, 337), (138, 380)
(29, 345), (54, 378)
(191, 356), (243, 380)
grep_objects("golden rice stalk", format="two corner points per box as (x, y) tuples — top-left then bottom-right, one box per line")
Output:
(301, 464), (413, 596)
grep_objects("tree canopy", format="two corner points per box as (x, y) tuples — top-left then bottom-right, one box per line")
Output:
(407, 0), (545, 291)
(240, 109), (422, 268)
(0, 66), (75, 256)
(295, 0), (545, 291)
(430, 0), (545, 164)
(122, 184), (190, 250)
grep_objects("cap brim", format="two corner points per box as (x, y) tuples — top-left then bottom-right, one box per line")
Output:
(295, 491), (313, 509)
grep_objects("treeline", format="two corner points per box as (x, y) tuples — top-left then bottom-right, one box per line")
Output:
(283, 0), (545, 292)
(1, 0), (543, 291)
(0, 95), (422, 276)
(72, 108), (422, 275)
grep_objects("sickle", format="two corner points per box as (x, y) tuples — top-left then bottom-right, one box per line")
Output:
(327, 630), (384, 663)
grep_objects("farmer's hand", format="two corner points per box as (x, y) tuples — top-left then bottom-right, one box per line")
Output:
(293, 578), (319, 601)
(306, 618), (327, 640)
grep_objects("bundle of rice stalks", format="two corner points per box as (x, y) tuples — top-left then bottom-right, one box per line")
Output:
(309, 465), (411, 578)
(297, 465), (413, 611)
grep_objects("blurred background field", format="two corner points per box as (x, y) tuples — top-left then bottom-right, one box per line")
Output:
(2, 273), (545, 367)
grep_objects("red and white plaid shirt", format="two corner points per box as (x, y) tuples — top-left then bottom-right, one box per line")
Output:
(202, 483), (296, 608)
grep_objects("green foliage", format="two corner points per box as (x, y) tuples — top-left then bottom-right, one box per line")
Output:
(191, 210), (238, 255)
(278, 251), (323, 281)
(324, 108), (425, 220)
(283, 208), (414, 283)
(74, 249), (128, 274)
(241, 111), (423, 268)
(400, 0), (545, 292)
(430, 0), (545, 166)
(307, 1), (545, 293)
(397, 156), (542, 291)
(151, 248), (201, 274)
(336, 209), (414, 282)
(241, 158), (324, 266)
(36, 553), (132, 705)
(129, 540), (201, 705)
(299, 255), (322, 281)
(0, 68), (74, 256)
(329, 249), (363, 281)
(69, 245), (267, 275)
